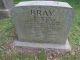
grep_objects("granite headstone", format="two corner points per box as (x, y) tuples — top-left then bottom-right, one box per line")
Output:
(11, 1), (74, 50)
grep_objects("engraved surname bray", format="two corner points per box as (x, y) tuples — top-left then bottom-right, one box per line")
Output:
(31, 9), (54, 16)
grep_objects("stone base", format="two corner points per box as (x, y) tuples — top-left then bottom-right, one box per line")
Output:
(0, 9), (10, 19)
(13, 40), (71, 51)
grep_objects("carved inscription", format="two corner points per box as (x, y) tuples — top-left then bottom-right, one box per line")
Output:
(22, 7), (64, 42)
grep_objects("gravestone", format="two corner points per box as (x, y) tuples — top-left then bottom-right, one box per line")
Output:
(0, 0), (5, 9)
(0, 0), (7, 19)
(0, 0), (14, 19)
(11, 1), (74, 51)
(3, 0), (14, 9)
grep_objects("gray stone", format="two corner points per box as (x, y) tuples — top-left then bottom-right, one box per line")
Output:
(14, 40), (71, 51)
(0, 0), (14, 19)
(11, 1), (74, 50)
(3, 0), (14, 9)
(0, 0), (14, 9)
(0, 9), (9, 19)
(0, 0), (7, 19)
(0, 0), (5, 9)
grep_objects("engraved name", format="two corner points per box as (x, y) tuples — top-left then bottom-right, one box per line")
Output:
(31, 9), (55, 16)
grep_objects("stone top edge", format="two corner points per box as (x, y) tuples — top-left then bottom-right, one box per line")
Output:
(15, 1), (72, 8)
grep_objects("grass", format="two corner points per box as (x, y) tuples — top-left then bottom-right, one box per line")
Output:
(0, 0), (80, 60)
(0, 18), (15, 44)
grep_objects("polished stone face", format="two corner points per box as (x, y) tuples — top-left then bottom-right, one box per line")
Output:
(11, 1), (73, 44)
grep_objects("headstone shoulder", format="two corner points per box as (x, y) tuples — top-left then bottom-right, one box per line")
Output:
(15, 1), (72, 8)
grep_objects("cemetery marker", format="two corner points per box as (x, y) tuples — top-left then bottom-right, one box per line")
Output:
(11, 1), (74, 51)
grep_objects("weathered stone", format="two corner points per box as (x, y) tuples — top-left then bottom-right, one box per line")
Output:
(11, 1), (74, 50)
(0, 0), (14, 19)
(0, 0), (5, 9)
(3, 0), (14, 9)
